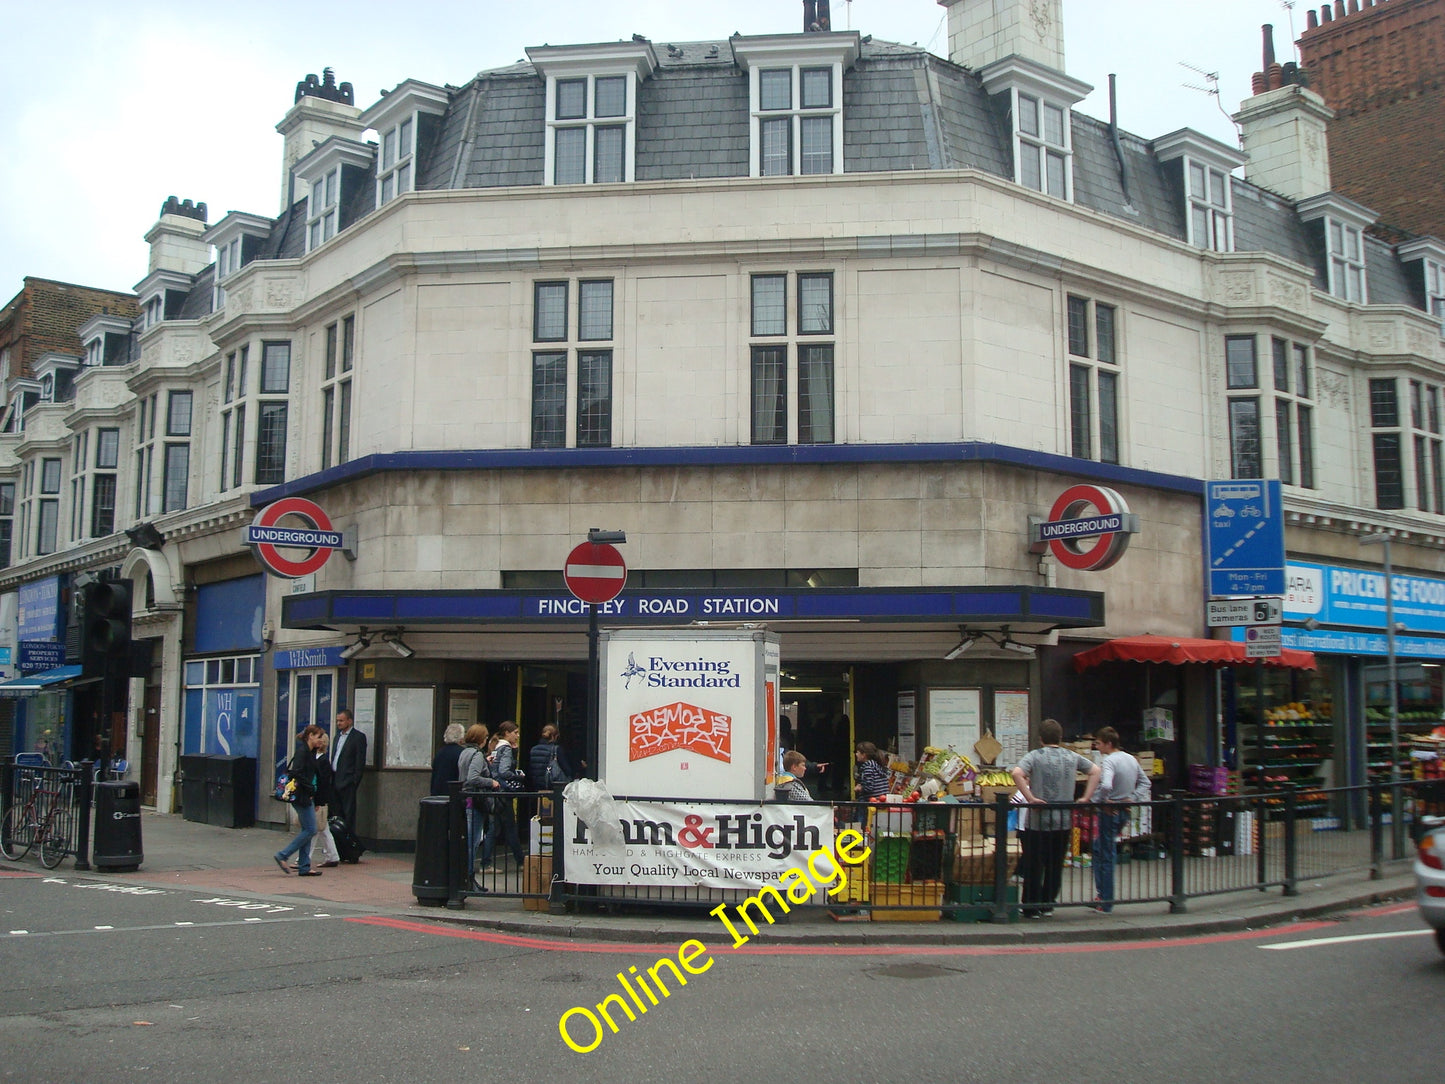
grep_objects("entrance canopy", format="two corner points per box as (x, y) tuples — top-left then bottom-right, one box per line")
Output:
(1072, 635), (1315, 672)
(0, 664), (85, 698)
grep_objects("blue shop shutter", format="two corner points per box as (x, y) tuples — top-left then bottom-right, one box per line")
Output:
(194, 576), (266, 654)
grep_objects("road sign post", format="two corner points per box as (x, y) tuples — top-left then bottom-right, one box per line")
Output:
(565, 536), (628, 780)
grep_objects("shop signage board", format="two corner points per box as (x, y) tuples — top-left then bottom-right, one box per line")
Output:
(244, 497), (346, 578)
(1282, 560), (1445, 634)
(563, 542), (628, 605)
(17, 576), (63, 642)
(1235, 624), (1445, 659)
(19, 640), (66, 674)
(1244, 625), (1282, 658)
(563, 799), (834, 892)
(1029, 484), (1138, 571)
(1206, 597), (1283, 627)
(598, 628), (779, 801)
(1205, 480), (1285, 597)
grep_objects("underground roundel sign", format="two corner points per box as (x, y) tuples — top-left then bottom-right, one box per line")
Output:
(245, 497), (345, 578)
(1034, 484), (1138, 572)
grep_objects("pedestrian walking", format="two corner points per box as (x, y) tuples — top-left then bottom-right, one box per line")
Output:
(275, 726), (326, 877)
(458, 723), (493, 884)
(307, 730), (341, 869)
(1012, 718), (1100, 917)
(480, 721), (527, 870)
(1090, 726), (1142, 913)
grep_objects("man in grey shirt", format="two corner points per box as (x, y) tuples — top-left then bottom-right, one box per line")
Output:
(1012, 718), (1101, 918)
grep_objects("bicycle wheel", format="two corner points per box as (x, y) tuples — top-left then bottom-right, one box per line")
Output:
(1, 804), (33, 860)
(39, 801), (72, 868)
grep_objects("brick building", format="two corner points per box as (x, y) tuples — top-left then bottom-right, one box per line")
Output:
(1299, 0), (1445, 240)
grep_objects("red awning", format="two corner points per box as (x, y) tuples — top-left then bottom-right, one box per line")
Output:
(1072, 634), (1316, 672)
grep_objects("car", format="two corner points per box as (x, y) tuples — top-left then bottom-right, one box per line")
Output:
(1416, 816), (1445, 955)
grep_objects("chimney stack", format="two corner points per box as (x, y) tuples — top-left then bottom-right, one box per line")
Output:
(275, 68), (366, 214)
(804, 1), (832, 32)
(1233, 24), (1334, 201)
(937, 0), (1065, 72)
(144, 196), (211, 275)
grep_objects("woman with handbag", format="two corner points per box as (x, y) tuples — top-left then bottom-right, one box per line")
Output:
(480, 721), (527, 870)
(307, 730), (341, 869)
(275, 725), (326, 876)
(458, 724), (493, 887)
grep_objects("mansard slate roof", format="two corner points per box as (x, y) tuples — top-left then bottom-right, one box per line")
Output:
(173, 34), (1428, 315)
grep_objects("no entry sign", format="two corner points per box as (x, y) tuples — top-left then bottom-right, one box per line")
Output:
(564, 542), (628, 605)
(246, 497), (344, 578)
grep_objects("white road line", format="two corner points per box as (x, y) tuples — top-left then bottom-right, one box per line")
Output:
(3, 914), (335, 939)
(1261, 929), (1433, 950)
(10, 930), (28, 935)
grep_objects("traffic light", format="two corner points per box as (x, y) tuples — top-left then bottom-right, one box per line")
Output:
(80, 580), (132, 679)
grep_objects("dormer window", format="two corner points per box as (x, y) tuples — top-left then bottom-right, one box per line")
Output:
(1152, 131), (1246, 254)
(977, 56), (1092, 204)
(1396, 239), (1445, 338)
(295, 138), (372, 253)
(731, 33), (857, 180)
(360, 81), (448, 209)
(527, 44), (657, 188)
(203, 212), (271, 312)
(378, 118), (413, 202)
(1297, 193), (1376, 305)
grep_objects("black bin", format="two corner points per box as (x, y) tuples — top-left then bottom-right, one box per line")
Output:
(179, 754), (210, 824)
(205, 756), (257, 829)
(93, 780), (143, 871)
(413, 796), (451, 905)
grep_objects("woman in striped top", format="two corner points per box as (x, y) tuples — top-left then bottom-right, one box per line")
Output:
(853, 741), (890, 801)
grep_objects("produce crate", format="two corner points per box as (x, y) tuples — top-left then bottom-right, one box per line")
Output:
(948, 838), (1021, 885)
(872, 835), (911, 884)
(839, 861), (871, 904)
(944, 883), (1020, 923)
(523, 856), (553, 912)
(870, 881), (944, 922)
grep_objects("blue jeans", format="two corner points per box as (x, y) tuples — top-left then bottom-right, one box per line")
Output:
(1093, 809), (1130, 910)
(466, 804), (487, 872)
(277, 802), (317, 873)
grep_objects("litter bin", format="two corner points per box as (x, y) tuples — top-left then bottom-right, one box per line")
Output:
(93, 780), (143, 872)
(412, 796), (451, 905)
(179, 754), (210, 824)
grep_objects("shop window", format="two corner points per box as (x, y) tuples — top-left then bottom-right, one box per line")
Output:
(1066, 295), (1120, 463)
(274, 668), (347, 790)
(530, 279), (614, 449)
(750, 271), (835, 445)
(184, 654), (262, 758)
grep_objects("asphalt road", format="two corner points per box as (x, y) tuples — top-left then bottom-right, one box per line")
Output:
(1, 870), (1440, 1083)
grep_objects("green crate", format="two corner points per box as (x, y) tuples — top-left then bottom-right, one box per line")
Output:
(872, 836), (911, 884)
(943, 883), (1019, 923)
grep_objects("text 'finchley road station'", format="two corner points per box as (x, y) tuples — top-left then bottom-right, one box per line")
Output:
(536, 596), (782, 617)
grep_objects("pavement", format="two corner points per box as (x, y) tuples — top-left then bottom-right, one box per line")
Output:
(44, 809), (1421, 946)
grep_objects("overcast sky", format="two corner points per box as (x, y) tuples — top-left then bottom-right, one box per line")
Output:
(1, 0), (1298, 302)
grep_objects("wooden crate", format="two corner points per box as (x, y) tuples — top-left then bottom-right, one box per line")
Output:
(869, 881), (944, 922)
(523, 855), (553, 911)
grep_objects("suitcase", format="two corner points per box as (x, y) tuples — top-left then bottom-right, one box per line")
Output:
(329, 815), (366, 864)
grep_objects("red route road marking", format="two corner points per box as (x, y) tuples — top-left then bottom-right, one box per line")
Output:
(346, 914), (1340, 956)
(0, 870), (40, 878)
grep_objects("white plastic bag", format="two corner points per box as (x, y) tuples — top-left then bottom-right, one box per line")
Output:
(563, 778), (624, 849)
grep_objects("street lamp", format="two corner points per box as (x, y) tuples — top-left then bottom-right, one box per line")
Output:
(1358, 532), (1401, 785)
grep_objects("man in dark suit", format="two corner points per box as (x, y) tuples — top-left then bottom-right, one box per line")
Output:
(330, 708), (366, 852)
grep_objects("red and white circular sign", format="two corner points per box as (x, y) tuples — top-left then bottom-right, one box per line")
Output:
(1046, 484), (1133, 572)
(251, 497), (339, 578)
(563, 542), (628, 605)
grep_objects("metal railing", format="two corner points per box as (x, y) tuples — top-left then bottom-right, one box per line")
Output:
(1, 760), (94, 870)
(425, 778), (1443, 920)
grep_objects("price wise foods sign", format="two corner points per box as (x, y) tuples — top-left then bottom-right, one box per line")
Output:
(564, 800), (834, 892)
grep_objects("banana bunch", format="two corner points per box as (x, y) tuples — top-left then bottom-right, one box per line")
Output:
(976, 769), (1014, 787)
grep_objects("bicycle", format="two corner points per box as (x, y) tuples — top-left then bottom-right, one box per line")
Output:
(1, 773), (75, 869)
